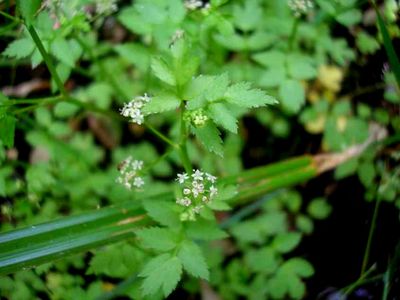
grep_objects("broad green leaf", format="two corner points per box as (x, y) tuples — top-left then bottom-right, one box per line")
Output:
(287, 274), (306, 299)
(3, 38), (35, 59)
(151, 57), (176, 86)
(185, 219), (228, 241)
(17, 0), (41, 25)
(136, 227), (178, 251)
(279, 79), (305, 113)
(281, 258), (315, 278)
(51, 37), (76, 67)
(272, 232), (302, 253)
(334, 157), (358, 179)
(0, 115), (16, 148)
(87, 243), (140, 278)
(358, 162), (376, 187)
(208, 103), (238, 133)
(192, 122), (224, 157)
(287, 54), (317, 80)
(233, 0), (262, 32)
(252, 50), (286, 68)
(336, 9), (362, 26)
(178, 240), (209, 280)
(114, 43), (151, 72)
(296, 215), (314, 234)
(225, 82), (277, 108)
(143, 199), (181, 228)
(140, 254), (182, 297)
(356, 31), (380, 54)
(244, 247), (279, 274)
(142, 94), (180, 115)
(258, 66), (286, 88)
(307, 198), (332, 220)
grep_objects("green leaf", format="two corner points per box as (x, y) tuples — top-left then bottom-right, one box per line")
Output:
(244, 247), (279, 274)
(151, 57), (176, 86)
(140, 254), (182, 297)
(0, 115), (16, 148)
(356, 31), (380, 54)
(178, 240), (209, 280)
(186, 219), (228, 241)
(358, 162), (376, 187)
(225, 82), (277, 108)
(51, 37), (76, 68)
(307, 198), (332, 220)
(17, 0), (41, 25)
(143, 199), (181, 228)
(336, 9), (362, 26)
(296, 215), (314, 234)
(287, 54), (317, 80)
(192, 122), (224, 157)
(3, 38), (35, 59)
(287, 274), (306, 299)
(208, 103), (238, 133)
(114, 43), (151, 72)
(272, 232), (302, 253)
(142, 94), (181, 115)
(136, 227), (178, 251)
(281, 258), (315, 278)
(279, 79), (305, 113)
(335, 157), (358, 179)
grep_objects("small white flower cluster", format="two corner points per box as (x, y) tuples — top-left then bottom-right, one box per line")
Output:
(120, 94), (151, 125)
(95, 0), (118, 15)
(288, 0), (314, 17)
(184, 0), (210, 11)
(116, 157), (145, 189)
(176, 169), (218, 221)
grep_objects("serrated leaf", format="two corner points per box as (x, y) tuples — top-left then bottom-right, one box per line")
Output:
(142, 94), (180, 115)
(140, 254), (182, 297)
(3, 39), (35, 60)
(208, 103), (238, 133)
(151, 57), (176, 86)
(0, 115), (16, 148)
(192, 122), (224, 157)
(136, 227), (178, 251)
(178, 241), (209, 280)
(17, 0), (41, 25)
(225, 82), (277, 108)
(279, 79), (305, 113)
(186, 219), (228, 241)
(50, 37), (75, 67)
(272, 232), (302, 253)
(143, 199), (181, 228)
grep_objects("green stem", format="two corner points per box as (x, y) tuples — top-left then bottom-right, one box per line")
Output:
(288, 18), (299, 52)
(179, 103), (192, 174)
(0, 10), (21, 23)
(27, 26), (68, 98)
(361, 195), (382, 276)
(144, 122), (178, 149)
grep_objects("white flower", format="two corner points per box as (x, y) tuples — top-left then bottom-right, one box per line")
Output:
(206, 173), (217, 183)
(183, 188), (191, 195)
(176, 173), (189, 184)
(176, 197), (192, 207)
(116, 157), (145, 190)
(184, 0), (203, 10)
(133, 177), (144, 188)
(192, 169), (204, 181)
(192, 205), (203, 214)
(288, 0), (313, 17)
(132, 160), (143, 171)
(210, 185), (218, 197)
(120, 94), (151, 125)
(202, 196), (208, 202)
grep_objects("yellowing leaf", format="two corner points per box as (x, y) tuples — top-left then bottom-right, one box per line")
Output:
(318, 65), (344, 92)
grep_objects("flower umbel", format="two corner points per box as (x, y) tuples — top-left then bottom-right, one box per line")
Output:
(116, 156), (145, 189)
(175, 169), (218, 221)
(288, 0), (313, 17)
(120, 94), (151, 125)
